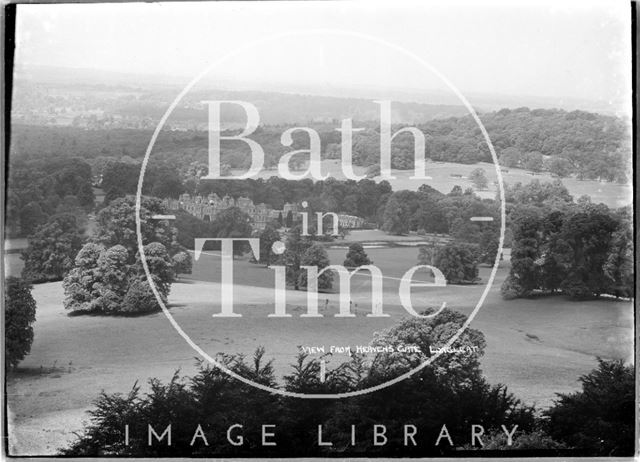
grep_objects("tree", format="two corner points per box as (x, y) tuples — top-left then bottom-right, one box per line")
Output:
(471, 429), (565, 450)
(381, 193), (410, 235)
(211, 207), (253, 257)
(504, 208), (542, 298)
(5, 277), (37, 369)
(172, 251), (193, 277)
(63, 242), (174, 315)
(132, 242), (175, 299)
(258, 223), (281, 266)
(19, 202), (47, 236)
(173, 209), (213, 250)
(22, 214), (85, 282)
(102, 162), (139, 203)
(500, 275), (523, 300)
(557, 211), (618, 299)
(343, 243), (371, 267)
(410, 199), (448, 234)
(285, 210), (294, 228)
(417, 244), (435, 266)
(121, 280), (161, 314)
(498, 147), (523, 168)
(92, 245), (132, 314)
(469, 167), (488, 190)
(546, 157), (572, 178)
(449, 185), (463, 196)
(603, 217), (633, 298)
(298, 243), (333, 291)
(280, 226), (313, 290)
(433, 242), (479, 284)
(62, 243), (105, 313)
(524, 151), (544, 172)
(147, 166), (185, 199)
(370, 308), (486, 383)
(477, 228), (499, 265)
(55, 195), (88, 232)
(545, 359), (634, 456)
(94, 196), (178, 264)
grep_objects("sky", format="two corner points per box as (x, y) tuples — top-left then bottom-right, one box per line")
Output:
(13, 0), (632, 114)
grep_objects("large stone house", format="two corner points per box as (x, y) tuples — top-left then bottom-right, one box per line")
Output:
(164, 193), (366, 231)
(164, 193), (299, 230)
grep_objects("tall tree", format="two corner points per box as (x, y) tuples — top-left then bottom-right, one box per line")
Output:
(93, 196), (178, 264)
(381, 193), (410, 235)
(211, 207), (253, 257)
(524, 151), (544, 172)
(433, 242), (479, 284)
(22, 214), (85, 282)
(258, 222), (281, 266)
(5, 277), (37, 369)
(19, 202), (47, 236)
(343, 243), (371, 267)
(417, 243), (436, 266)
(280, 226), (312, 290)
(299, 243), (333, 291)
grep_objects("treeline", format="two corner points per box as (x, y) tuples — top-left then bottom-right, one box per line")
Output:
(502, 181), (633, 299)
(11, 106), (631, 183)
(9, 124), (203, 161)
(100, 160), (185, 203)
(5, 157), (95, 237)
(347, 108), (629, 182)
(101, 160), (498, 244)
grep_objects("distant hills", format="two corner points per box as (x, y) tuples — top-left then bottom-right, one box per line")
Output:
(12, 65), (623, 128)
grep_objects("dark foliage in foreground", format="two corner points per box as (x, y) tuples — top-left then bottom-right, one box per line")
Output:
(544, 359), (635, 456)
(63, 309), (544, 457)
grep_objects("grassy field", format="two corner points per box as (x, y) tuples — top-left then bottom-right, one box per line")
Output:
(6, 246), (634, 455)
(251, 159), (632, 208)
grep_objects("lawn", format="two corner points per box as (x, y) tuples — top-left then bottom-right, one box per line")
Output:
(5, 246), (634, 455)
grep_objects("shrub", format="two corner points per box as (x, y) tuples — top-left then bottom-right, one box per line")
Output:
(545, 359), (634, 456)
(63, 243), (106, 313)
(122, 280), (161, 314)
(501, 275), (525, 300)
(172, 251), (193, 277)
(63, 242), (173, 315)
(433, 242), (479, 284)
(343, 243), (371, 267)
(5, 277), (37, 368)
(468, 429), (565, 450)
(132, 242), (174, 299)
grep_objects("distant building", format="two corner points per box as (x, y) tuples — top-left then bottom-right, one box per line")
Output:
(337, 214), (365, 229)
(164, 194), (365, 231)
(164, 194), (299, 230)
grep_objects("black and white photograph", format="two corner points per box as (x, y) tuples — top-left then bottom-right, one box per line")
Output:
(2, 0), (636, 458)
